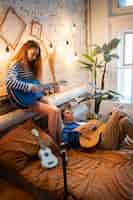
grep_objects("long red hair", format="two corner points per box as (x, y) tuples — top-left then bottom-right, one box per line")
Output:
(10, 40), (42, 78)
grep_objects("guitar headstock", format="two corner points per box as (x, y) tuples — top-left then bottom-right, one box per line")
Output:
(31, 128), (39, 137)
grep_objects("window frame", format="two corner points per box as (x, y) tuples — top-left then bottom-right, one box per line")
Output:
(117, 31), (133, 103)
(123, 32), (133, 66)
(118, 0), (133, 8)
(112, 0), (133, 15)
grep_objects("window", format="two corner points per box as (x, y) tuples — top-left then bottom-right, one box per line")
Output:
(126, 0), (133, 6)
(112, 0), (133, 15)
(124, 33), (133, 65)
(117, 32), (133, 103)
(118, 0), (133, 8)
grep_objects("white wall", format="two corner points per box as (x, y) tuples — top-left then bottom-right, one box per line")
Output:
(91, 0), (109, 45)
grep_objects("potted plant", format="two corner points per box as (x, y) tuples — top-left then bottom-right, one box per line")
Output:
(80, 38), (121, 115)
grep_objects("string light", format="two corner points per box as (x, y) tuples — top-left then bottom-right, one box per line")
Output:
(5, 46), (11, 58)
(66, 40), (69, 46)
(49, 42), (53, 49)
(49, 42), (54, 53)
(74, 52), (78, 61)
(72, 23), (76, 31)
(74, 52), (77, 56)
(6, 46), (9, 53)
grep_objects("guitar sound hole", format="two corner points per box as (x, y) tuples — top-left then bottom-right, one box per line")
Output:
(48, 161), (54, 165)
(92, 126), (97, 131)
(44, 153), (49, 157)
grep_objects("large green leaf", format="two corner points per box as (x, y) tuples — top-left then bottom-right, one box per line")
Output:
(104, 53), (119, 63)
(102, 44), (110, 54)
(108, 90), (121, 96)
(82, 54), (95, 63)
(107, 38), (120, 51)
(110, 54), (119, 59)
(96, 65), (104, 68)
(79, 61), (93, 71)
(100, 90), (121, 100)
(91, 46), (103, 56)
(94, 90), (121, 102)
(80, 66), (93, 71)
(104, 54), (112, 63)
(79, 60), (92, 66)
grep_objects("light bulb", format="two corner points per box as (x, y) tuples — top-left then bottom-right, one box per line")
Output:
(66, 40), (69, 46)
(49, 42), (54, 53)
(49, 42), (53, 48)
(5, 46), (11, 58)
(6, 46), (9, 52)
(72, 23), (76, 31)
(74, 52), (78, 61)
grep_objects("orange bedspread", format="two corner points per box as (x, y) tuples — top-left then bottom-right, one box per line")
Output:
(0, 120), (133, 200)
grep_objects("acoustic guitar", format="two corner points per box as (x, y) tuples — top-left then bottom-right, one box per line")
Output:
(77, 117), (108, 148)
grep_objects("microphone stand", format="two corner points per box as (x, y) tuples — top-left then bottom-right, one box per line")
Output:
(60, 143), (77, 200)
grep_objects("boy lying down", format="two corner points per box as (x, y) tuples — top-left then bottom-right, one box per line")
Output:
(61, 108), (133, 150)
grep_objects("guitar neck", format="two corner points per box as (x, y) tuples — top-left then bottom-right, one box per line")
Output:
(94, 114), (109, 130)
(41, 83), (57, 90)
(39, 80), (66, 90)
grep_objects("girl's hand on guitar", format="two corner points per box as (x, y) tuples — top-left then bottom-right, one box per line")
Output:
(31, 85), (43, 93)
(31, 85), (39, 93)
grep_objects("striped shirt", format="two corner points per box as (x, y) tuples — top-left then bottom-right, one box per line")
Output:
(6, 63), (35, 108)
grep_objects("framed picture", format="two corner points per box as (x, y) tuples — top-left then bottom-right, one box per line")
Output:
(30, 20), (42, 39)
(0, 7), (26, 49)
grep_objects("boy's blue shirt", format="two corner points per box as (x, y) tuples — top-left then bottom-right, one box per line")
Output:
(61, 121), (80, 148)
(63, 121), (80, 132)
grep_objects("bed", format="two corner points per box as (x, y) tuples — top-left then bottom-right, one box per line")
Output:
(0, 119), (133, 200)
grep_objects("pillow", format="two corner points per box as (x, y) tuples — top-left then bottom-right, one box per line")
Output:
(0, 119), (59, 171)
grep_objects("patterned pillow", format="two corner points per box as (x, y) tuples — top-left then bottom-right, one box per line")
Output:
(0, 119), (59, 171)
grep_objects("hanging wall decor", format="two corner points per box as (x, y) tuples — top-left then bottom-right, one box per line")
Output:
(0, 7), (26, 49)
(30, 20), (42, 39)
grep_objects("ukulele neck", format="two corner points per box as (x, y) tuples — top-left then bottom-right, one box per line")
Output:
(34, 135), (46, 150)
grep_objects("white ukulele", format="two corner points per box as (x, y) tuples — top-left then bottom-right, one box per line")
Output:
(31, 128), (58, 169)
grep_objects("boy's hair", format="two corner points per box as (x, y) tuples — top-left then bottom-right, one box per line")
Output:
(61, 103), (72, 120)
(61, 108), (65, 120)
